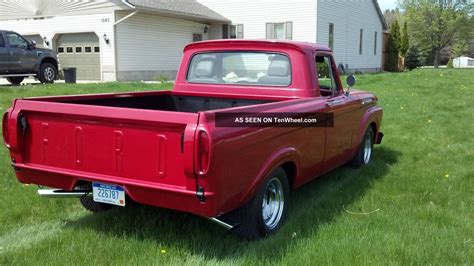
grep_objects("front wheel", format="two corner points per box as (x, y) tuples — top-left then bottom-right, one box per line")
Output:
(38, 63), (57, 84)
(6, 77), (25, 85)
(229, 167), (289, 240)
(350, 127), (374, 168)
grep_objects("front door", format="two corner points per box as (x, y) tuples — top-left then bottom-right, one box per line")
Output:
(0, 33), (9, 73)
(315, 54), (358, 172)
(5, 32), (37, 74)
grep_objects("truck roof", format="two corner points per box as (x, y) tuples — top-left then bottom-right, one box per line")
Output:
(184, 39), (332, 54)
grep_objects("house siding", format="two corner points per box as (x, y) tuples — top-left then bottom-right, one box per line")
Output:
(0, 13), (117, 81)
(197, 0), (317, 42)
(115, 11), (210, 81)
(317, 0), (383, 72)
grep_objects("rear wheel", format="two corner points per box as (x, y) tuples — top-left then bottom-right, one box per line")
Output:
(38, 63), (57, 84)
(350, 127), (374, 168)
(6, 77), (24, 85)
(80, 194), (115, 213)
(228, 168), (289, 240)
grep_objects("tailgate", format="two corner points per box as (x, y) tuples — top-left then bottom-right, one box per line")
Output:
(8, 99), (198, 190)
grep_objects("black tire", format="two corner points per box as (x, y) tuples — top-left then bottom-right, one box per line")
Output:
(6, 77), (24, 85)
(38, 63), (57, 84)
(80, 194), (115, 213)
(228, 167), (290, 240)
(350, 127), (374, 168)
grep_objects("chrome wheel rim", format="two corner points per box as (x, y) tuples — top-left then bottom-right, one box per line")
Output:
(44, 67), (55, 81)
(262, 178), (284, 230)
(363, 132), (372, 164)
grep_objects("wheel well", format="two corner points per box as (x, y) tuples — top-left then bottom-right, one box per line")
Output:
(281, 162), (296, 188)
(41, 57), (58, 69)
(370, 122), (377, 141)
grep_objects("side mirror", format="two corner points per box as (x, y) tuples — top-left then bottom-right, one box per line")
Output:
(28, 40), (37, 50)
(345, 75), (356, 96)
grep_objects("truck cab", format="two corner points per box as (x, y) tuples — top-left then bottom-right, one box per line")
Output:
(0, 30), (59, 85)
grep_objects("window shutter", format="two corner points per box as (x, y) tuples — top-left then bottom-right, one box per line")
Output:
(266, 23), (274, 39)
(222, 24), (229, 39)
(285, 21), (293, 40)
(237, 24), (244, 39)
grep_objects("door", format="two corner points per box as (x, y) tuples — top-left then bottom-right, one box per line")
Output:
(316, 54), (359, 171)
(56, 33), (100, 80)
(0, 33), (9, 73)
(5, 32), (37, 73)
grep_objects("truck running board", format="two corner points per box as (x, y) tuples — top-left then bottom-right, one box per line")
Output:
(38, 189), (89, 198)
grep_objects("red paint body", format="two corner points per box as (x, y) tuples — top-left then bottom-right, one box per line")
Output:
(2, 40), (383, 218)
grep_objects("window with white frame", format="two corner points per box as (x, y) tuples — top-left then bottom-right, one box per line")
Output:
(266, 22), (293, 40)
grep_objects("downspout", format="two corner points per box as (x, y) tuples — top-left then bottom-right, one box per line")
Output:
(114, 0), (137, 81)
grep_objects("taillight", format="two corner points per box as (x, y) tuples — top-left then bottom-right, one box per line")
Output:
(197, 130), (210, 174)
(2, 111), (10, 148)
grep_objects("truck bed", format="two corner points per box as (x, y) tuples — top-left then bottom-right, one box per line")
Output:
(38, 91), (275, 113)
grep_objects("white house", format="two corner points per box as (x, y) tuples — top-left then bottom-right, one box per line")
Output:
(0, 0), (229, 81)
(0, 0), (387, 81)
(199, 0), (388, 73)
(453, 56), (474, 68)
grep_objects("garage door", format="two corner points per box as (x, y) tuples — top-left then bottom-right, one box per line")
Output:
(24, 34), (44, 48)
(56, 33), (100, 80)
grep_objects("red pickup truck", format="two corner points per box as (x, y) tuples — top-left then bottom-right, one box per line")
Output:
(2, 40), (383, 239)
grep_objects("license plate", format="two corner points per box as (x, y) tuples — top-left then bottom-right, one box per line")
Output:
(92, 182), (125, 207)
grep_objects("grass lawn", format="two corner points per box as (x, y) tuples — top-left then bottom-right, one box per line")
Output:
(0, 69), (473, 265)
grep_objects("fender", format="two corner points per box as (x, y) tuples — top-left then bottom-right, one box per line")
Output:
(352, 105), (383, 155)
(34, 57), (59, 73)
(238, 146), (300, 204)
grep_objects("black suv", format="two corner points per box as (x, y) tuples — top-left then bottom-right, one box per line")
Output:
(0, 30), (59, 85)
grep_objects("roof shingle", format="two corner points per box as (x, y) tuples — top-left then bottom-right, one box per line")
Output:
(125, 0), (229, 22)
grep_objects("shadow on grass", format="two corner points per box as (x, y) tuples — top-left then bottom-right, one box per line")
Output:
(65, 146), (400, 261)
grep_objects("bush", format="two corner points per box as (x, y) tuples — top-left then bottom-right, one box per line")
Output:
(405, 46), (422, 71)
(447, 58), (454, 68)
(155, 74), (170, 84)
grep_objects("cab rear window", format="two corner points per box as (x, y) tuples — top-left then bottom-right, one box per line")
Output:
(187, 52), (291, 87)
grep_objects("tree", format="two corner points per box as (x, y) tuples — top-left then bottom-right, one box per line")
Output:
(405, 46), (422, 70)
(400, 21), (410, 57)
(401, 0), (473, 68)
(383, 8), (403, 29)
(390, 19), (401, 53)
(385, 35), (400, 72)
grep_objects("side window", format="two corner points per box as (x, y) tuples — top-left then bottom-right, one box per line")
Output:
(316, 55), (338, 95)
(6, 33), (28, 49)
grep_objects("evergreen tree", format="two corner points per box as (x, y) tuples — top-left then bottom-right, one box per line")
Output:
(390, 19), (401, 54)
(405, 46), (422, 71)
(385, 35), (400, 72)
(400, 21), (409, 57)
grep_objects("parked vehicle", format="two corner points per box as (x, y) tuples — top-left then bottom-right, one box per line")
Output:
(0, 30), (59, 85)
(2, 40), (383, 239)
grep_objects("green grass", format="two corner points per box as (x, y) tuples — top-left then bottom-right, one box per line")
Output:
(0, 70), (473, 265)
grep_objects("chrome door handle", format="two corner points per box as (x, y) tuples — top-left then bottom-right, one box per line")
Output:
(326, 99), (344, 106)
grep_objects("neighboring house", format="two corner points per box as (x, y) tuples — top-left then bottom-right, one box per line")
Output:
(453, 56), (474, 68)
(198, 0), (388, 73)
(0, 0), (387, 81)
(0, 0), (229, 81)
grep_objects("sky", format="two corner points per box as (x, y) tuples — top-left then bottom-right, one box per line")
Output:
(378, 0), (399, 11)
